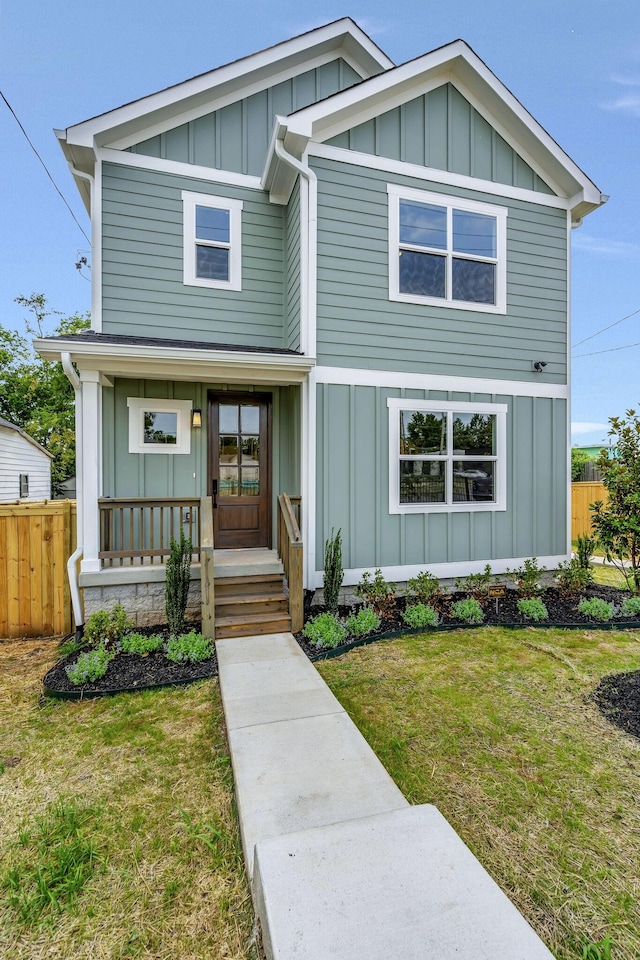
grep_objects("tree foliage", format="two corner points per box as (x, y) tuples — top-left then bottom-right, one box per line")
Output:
(0, 294), (90, 497)
(571, 447), (593, 482)
(590, 407), (640, 593)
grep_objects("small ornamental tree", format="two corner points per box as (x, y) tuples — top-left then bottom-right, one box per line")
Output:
(590, 407), (640, 593)
(323, 528), (343, 614)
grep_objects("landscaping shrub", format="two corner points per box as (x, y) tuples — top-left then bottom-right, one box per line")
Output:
(120, 632), (164, 655)
(323, 528), (343, 614)
(517, 597), (549, 622)
(578, 597), (615, 622)
(302, 612), (347, 649)
(621, 596), (640, 617)
(355, 569), (397, 618)
(346, 606), (380, 638)
(450, 597), (484, 624)
(575, 533), (596, 570)
(66, 646), (114, 685)
(83, 604), (132, 648)
(507, 558), (546, 597)
(166, 529), (192, 636)
(406, 570), (442, 605)
(455, 564), (494, 603)
(555, 558), (592, 596)
(402, 603), (439, 629)
(165, 631), (212, 663)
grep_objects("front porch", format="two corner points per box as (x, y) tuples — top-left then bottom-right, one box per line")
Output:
(80, 494), (304, 637)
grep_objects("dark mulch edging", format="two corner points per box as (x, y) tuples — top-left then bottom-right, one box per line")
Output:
(591, 671), (640, 740)
(43, 628), (217, 700)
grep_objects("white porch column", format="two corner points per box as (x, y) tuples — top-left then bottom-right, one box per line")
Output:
(79, 370), (102, 573)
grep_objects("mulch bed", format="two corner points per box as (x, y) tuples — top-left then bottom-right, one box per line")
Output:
(591, 671), (640, 740)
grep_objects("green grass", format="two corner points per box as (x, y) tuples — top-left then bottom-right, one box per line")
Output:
(317, 627), (640, 960)
(0, 638), (254, 960)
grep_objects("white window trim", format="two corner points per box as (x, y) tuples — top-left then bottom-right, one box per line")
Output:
(182, 191), (243, 291)
(387, 398), (507, 514)
(387, 184), (507, 314)
(127, 397), (192, 455)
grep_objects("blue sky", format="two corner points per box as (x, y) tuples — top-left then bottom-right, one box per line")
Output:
(1, 1), (638, 446)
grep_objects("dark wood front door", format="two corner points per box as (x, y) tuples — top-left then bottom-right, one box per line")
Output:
(208, 392), (271, 548)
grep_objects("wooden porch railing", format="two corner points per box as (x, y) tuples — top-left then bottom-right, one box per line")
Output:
(277, 493), (303, 633)
(98, 497), (202, 566)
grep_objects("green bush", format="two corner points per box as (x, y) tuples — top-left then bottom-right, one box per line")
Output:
(165, 529), (192, 636)
(450, 597), (484, 624)
(402, 603), (439, 629)
(355, 569), (397, 618)
(406, 570), (441, 605)
(323, 528), (344, 615)
(120, 632), (164, 655)
(575, 534), (596, 569)
(66, 646), (114, 685)
(302, 612), (347, 649)
(455, 564), (494, 601)
(83, 604), (132, 648)
(555, 558), (592, 596)
(578, 597), (615, 622)
(621, 595), (640, 617)
(346, 606), (380, 638)
(165, 631), (212, 663)
(507, 558), (546, 597)
(517, 597), (549, 622)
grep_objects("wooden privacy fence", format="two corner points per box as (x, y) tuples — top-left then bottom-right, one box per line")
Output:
(0, 500), (76, 639)
(572, 482), (607, 540)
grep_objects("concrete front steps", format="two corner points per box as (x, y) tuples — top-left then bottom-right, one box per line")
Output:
(213, 550), (291, 639)
(216, 632), (556, 960)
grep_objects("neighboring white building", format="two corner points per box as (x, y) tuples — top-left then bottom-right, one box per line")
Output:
(0, 417), (52, 501)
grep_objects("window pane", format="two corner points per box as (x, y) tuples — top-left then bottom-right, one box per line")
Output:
(400, 411), (446, 455)
(196, 206), (229, 243)
(241, 466), (260, 496)
(219, 405), (239, 433)
(400, 460), (446, 503)
(241, 405), (259, 434)
(453, 461), (495, 502)
(399, 251), (446, 298)
(219, 435), (238, 463)
(399, 200), (447, 249)
(452, 414), (495, 456)
(241, 436), (259, 465)
(196, 245), (229, 281)
(144, 412), (177, 444)
(452, 210), (496, 257)
(219, 466), (238, 496)
(452, 259), (495, 304)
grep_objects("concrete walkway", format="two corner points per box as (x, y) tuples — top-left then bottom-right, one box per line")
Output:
(216, 632), (555, 960)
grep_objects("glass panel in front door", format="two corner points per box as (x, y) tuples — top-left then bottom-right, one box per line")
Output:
(218, 402), (260, 496)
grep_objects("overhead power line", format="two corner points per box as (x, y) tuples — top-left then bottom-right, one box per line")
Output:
(573, 340), (640, 359)
(572, 305), (640, 350)
(0, 89), (90, 245)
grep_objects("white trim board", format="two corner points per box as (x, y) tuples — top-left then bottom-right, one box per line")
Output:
(313, 554), (570, 589)
(314, 366), (568, 400)
(308, 143), (570, 211)
(99, 148), (263, 190)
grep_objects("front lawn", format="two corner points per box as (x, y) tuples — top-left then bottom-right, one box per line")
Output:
(0, 638), (254, 960)
(317, 627), (640, 960)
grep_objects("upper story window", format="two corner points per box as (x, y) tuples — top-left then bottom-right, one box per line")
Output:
(387, 184), (507, 314)
(387, 398), (507, 514)
(182, 191), (243, 291)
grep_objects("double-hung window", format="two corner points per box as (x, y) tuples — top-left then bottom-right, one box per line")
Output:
(182, 191), (242, 290)
(388, 398), (507, 513)
(388, 185), (507, 313)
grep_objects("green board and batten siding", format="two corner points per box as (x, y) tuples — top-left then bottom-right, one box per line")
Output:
(315, 383), (567, 571)
(313, 155), (568, 382)
(326, 84), (555, 194)
(101, 162), (285, 347)
(128, 59), (363, 177)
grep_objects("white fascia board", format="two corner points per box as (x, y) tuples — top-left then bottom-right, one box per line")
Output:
(314, 365), (568, 400)
(33, 338), (315, 385)
(63, 20), (391, 151)
(99, 147), (263, 191)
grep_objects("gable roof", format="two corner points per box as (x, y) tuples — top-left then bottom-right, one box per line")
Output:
(0, 418), (53, 459)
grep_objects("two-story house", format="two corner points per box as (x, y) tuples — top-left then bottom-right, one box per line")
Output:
(36, 18), (604, 636)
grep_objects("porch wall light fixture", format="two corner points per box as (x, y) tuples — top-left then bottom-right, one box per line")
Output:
(192, 408), (202, 428)
(533, 361), (547, 373)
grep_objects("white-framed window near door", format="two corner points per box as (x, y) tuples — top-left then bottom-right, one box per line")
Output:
(182, 191), (243, 290)
(387, 398), (507, 513)
(127, 398), (193, 454)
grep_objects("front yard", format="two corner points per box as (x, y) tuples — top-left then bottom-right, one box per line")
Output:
(317, 626), (640, 960)
(0, 638), (253, 960)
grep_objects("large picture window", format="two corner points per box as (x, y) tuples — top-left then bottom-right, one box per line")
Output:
(182, 191), (243, 290)
(388, 398), (507, 513)
(387, 185), (507, 313)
